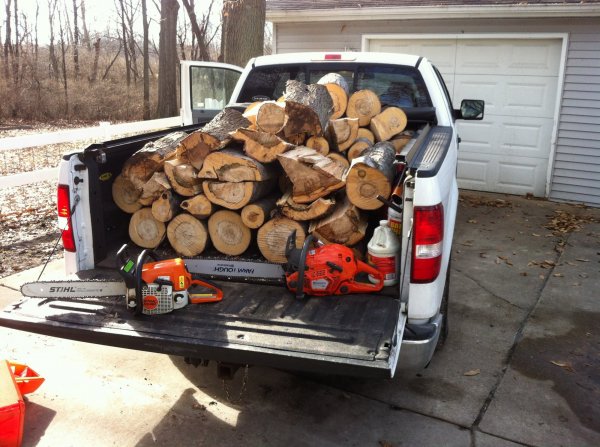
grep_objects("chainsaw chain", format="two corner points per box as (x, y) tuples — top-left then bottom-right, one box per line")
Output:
(222, 364), (249, 404)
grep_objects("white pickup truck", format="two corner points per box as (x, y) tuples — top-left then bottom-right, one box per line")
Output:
(0, 52), (483, 378)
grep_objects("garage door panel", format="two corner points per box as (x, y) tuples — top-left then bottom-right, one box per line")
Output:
(454, 75), (558, 118)
(369, 40), (457, 72)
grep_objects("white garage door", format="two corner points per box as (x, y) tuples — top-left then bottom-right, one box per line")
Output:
(367, 37), (563, 196)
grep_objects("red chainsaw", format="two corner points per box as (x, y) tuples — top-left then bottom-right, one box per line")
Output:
(284, 231), (384, 299)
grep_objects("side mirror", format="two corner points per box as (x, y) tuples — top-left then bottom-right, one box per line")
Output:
(456, 99), (485, 120)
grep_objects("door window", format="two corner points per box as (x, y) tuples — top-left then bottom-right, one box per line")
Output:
(190, 66), (241, 110)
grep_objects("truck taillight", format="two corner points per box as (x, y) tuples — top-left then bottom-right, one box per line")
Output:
(57, 184), (76, 252)
(411, 204), (444, 283)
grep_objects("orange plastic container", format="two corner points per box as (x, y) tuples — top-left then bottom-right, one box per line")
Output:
(8, 362), (45, 396)
(0, 360), (25, 447)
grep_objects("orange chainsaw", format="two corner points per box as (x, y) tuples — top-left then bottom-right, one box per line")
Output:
(284, 231), (384, 300)
(21, 244), (223, 315)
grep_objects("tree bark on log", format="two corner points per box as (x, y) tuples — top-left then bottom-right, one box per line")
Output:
(198, 149), (278, 182)
(113, 174), (142, 213)
(164, 159), (203, 197)
(277, 147), (346, 204)
(241, 194), (278, 229)
(255, 101), (287, 134)
(230, 128), (295, 163)
(317, 72), (349, 120)
(208, 210), (251, 256)
(347, 90), (381, 126)
(175, 130), (220, 170)
(328, 118), (359, 152)
(277, 191), (336, 221)
(305, 136), (330, 155)
(129, 207), (166, 248)
(139, 172), (171, 206)
(309, 196), (367, 246)
(345, 142), (396, 210)
(180, 194), (213, 219)
(152, 190), (182, 222)
(121, 131), (186, 189)
(257, 217), (307, 263)
(166, 213), (208, 256)
(282, 80), (333, 138)
(203, 178), (277, 210)
(370, 107), (408, 142)
(201, 107), (251, 148)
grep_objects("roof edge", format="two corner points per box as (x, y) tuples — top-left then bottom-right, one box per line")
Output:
(267, 4), (600, 22)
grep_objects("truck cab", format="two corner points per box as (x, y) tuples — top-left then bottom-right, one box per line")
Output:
(1, 52), (483, 378)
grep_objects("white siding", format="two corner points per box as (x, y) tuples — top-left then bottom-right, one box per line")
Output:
(273, 17), (600, 206)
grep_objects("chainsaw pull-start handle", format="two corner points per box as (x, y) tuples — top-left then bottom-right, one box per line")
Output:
(188, 278), (223, 304)
(350, 260), (385, 293)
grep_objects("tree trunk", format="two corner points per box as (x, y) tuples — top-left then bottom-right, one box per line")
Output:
(277, 147), (346, 204)
(180, 194), (213, 219)
(257, 217), (307, 263)
(240, 194), (278, 229)
(122, 131), (187, 190)
(129, 208), (166, 248)
(141, 0), (150, 119)
(112, 174), (142, 213)
(167, 213), (208, 256)
(345, 142), (396, 210)
(309, 195), (367, 246)
(118, 0), (130, 86)
(156, 0), (179, 117)
(208, 210), (252, 256)
(3, 0), (12, 81)
(370, 107), (408, 142)
(72, 0), (79, 79)
(47, 0), (59, 80)
(80, 0), (91, 50)
(220, 0), (265, 67)
(230, 128), (294, 163)
(152, 190), (182, 222)
(277, 191), (336, 221)
(203, 179), (276, 210)
(88, 37), (100, 83)
(198, 149), (277, 182)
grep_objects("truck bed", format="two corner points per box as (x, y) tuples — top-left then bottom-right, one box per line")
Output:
(1, 270), (401, 377)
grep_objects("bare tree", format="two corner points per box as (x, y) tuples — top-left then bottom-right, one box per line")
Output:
(4, 0), (13, 80)
(141, 0), (150, 118)
(117, 0), (131, 86)
(47, 0), (59, 79)
(72, 0), (79, 78)
(181, 0), (213, 61)
(220, 0), (265, 67)
(59, 11), (69, 114)
(80, 0), (91, 51)
(88, 37), (100, 82)
(156, 0), (179, 117)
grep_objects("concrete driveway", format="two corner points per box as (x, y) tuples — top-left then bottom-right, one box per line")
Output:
(1, 191), (598, 447)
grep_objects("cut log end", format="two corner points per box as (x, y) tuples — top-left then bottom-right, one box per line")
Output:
(370, 107), (408, 142)
(208, 210), (252, 256)
(257, 217), (307, 264)
(129, 208), (166, 248)
(167, 213), (208, 256)
(347, 90), (382, 126)
(113, 174), (142, 213)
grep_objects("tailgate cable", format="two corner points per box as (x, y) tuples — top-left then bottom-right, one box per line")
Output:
(222, 364), (250, 403)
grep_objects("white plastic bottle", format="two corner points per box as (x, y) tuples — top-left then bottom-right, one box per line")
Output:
(367, 220), (401, 286)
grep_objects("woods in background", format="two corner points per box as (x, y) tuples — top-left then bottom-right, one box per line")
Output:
(0, 0), (268, 122)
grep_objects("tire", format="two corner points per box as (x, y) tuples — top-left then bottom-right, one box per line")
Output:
(435, 263), (450, 350)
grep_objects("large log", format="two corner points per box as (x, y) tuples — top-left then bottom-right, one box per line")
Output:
(277, 147), (346, 204)
(305, 136), (330, 155)
(122, 131), (186, 189)
(370, 107), (408, 142)
(346, 90), (382, 126)
(241, 194), (278, 229)
(282, 80), (333, 137)
(176, 108), (250, 169)
(317, 73), (349, 120)
(255, 101), (287, 134)
(345, 142), (396, 210)
(166, 213), (208, 256)
(129, 207), (166, 248)
(203, 178), (277, 210)
(257, 217), (307, 263)
(277, 190), (336, 221)
(208, 210), (252, 256)
(164, 159), (203, 197)
(328, 118), (359, 152)
(309, 196), (367, 246)
(180, 194), (213, 219)
(138, 172), (171, 206)
(198, 149), (277, 182)
(152, 190), (182, 222)
(230, 128), (295, 163)
(347, 137), (373, 162)
(112, 174), (142, 213)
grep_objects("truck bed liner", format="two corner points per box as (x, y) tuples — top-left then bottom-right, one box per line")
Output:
(1, 279), (401, 377)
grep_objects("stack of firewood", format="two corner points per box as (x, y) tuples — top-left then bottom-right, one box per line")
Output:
(112, 74), (414, 263)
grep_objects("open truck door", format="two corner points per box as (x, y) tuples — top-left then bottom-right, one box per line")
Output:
(180, 61), (243, 125)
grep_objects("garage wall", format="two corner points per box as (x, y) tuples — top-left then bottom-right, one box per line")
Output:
(272, 17), (600, 206)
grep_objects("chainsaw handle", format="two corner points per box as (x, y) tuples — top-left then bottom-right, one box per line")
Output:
(133, 249), (160, 315)
(351, 260), (385, 292)
(189, 278), (223, 304)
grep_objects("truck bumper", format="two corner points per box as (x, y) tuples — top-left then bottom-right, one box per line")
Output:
(397, 313), (443, 372)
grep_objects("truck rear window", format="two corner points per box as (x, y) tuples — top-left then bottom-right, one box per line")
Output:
(237, 63), (432, 108)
